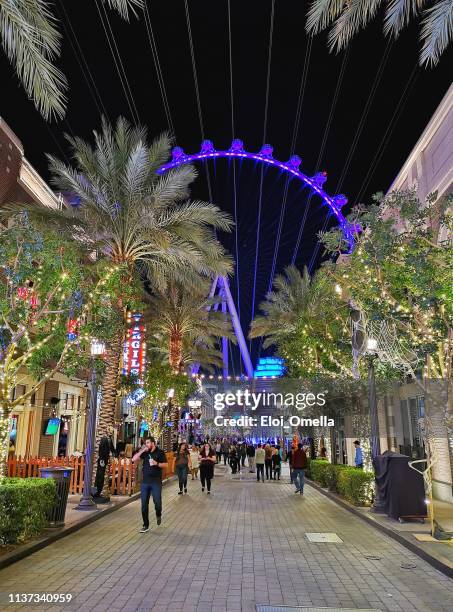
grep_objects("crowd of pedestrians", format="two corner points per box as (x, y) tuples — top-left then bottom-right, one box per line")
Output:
(217, 439), (309, 491)
(133, 435), (310, 533)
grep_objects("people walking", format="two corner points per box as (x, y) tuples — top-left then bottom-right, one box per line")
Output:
(264, 443), (273, 480)
(238, 443), (246, 468)
(221, 440), (229, 465)
(175, 442), (190, 494)
(132, 437), (168, 533)
(354, 440), (364, 469)
(215, 441), (222, 463)
(199, 442), (216, 493)
(272, 445), (281, 480)
(229, 444), (239, 474)
(246, 443), (255, 472)
(255, 444), (265, 482)
(287, 445), (294, 483)
(189, 445), (199, 479)
(292, 443), (308, 495)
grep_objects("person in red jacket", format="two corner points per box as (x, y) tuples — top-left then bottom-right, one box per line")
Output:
(292, 443), (308, 495)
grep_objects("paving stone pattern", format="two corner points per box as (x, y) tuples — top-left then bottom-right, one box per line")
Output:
(1, 465), (453, 612)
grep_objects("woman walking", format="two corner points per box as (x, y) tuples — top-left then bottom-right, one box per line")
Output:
(189, 445), (199, 480)
(199, 442), (216, 494)
(175, 442), (190, 494)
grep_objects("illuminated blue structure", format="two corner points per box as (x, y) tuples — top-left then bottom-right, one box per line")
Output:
(157, 139), (360, 252)
(254, 357), (285, 378)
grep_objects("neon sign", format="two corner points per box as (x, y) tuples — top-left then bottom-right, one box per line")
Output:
(122, 312), (146, 380)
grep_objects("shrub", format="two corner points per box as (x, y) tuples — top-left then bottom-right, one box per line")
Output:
(308, 460), (374, 505)
(336, 468), (375, 506)
(324, 463), (349, 492)
(0, 478), (56, 545)
(308, 459), (330, 486)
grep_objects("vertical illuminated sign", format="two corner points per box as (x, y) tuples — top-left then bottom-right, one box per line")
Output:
(122, 312), (146, 380)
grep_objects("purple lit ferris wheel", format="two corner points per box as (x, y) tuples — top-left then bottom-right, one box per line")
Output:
(157, 139), (360, 379)
(157, 138), (360, 253)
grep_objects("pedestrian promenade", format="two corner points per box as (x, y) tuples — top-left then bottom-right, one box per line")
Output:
(1, 465), (452, 612)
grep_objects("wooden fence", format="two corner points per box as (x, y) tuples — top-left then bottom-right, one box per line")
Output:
(7, 452), (175, 497)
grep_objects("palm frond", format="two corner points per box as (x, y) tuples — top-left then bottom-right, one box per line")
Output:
(384, 0), (426, 37)
(419, 0), (453, 66)
(306, 0), (346, 34)
(102, 0), (144, 21)
(149, 166), (198, 208)
(147, 131), (173, 174)
(0, 0), (67, 119)
(328, 0), (383, 52)
(123, 142), (150, 200)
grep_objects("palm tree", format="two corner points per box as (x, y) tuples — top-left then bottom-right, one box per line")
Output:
(145, 280), (236, 374)
(145, 280), (235, 446)
(0, 0), (143, 120)
(306, 0), (452, 66)
(250, 265), (351, 377)
(1, 117), (233, 490)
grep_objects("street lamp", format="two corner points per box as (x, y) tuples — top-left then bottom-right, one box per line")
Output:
(76, 339), (105, 511)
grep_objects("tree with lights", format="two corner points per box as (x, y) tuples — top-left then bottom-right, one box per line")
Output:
(139, 362), (197, 448)
(250, 265), (352, 379)
(2, 117), (233, 466)
(0, 214), (135, 475)
(322, 191), (452, 388)
(322, 190), (452, 508)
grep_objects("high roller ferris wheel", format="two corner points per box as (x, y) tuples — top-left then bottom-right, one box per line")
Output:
(158, 139), (361, 379)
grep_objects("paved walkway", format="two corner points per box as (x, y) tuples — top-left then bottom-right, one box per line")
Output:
(1, 465), (453, 612)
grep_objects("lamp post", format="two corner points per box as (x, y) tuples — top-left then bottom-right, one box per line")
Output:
(76, 339), (105, 511)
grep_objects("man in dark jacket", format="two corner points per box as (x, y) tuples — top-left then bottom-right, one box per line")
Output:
(246, 443), (255, 472)
(292, 443), (308, 494)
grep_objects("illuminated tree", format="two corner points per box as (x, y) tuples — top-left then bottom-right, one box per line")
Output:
(322, 190), (452, 485)
(0, 215), (134, 475)
(2, 118), (233, 463)
(322, 191), (452, 385)
(139, 362), (197, 444)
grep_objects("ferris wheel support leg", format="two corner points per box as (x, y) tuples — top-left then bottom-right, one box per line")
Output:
(220, 276), (254, 378)
(221, 297), (229, 378)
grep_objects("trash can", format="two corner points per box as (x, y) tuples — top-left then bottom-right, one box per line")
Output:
(39, 466), (74, 527)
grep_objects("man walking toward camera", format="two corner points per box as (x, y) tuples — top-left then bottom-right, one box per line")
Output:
(292, 443), (308, 495)
(132, 437), (168, 533)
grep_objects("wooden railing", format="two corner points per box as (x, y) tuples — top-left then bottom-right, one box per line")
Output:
(7, 452), (175, 496)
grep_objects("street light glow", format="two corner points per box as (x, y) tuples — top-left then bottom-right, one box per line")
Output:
(367, 337), (378, 352)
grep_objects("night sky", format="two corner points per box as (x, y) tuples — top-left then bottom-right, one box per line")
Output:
(1, 1), (451, 372)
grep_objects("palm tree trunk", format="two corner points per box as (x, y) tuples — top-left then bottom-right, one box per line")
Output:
(92, 333), (123, 497)
(169, 330), (182, 373)
(169, 330), (183, 447)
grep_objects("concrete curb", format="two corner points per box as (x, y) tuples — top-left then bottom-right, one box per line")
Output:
(306, 479), (453, 579)
(0, 477), (175, 571)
